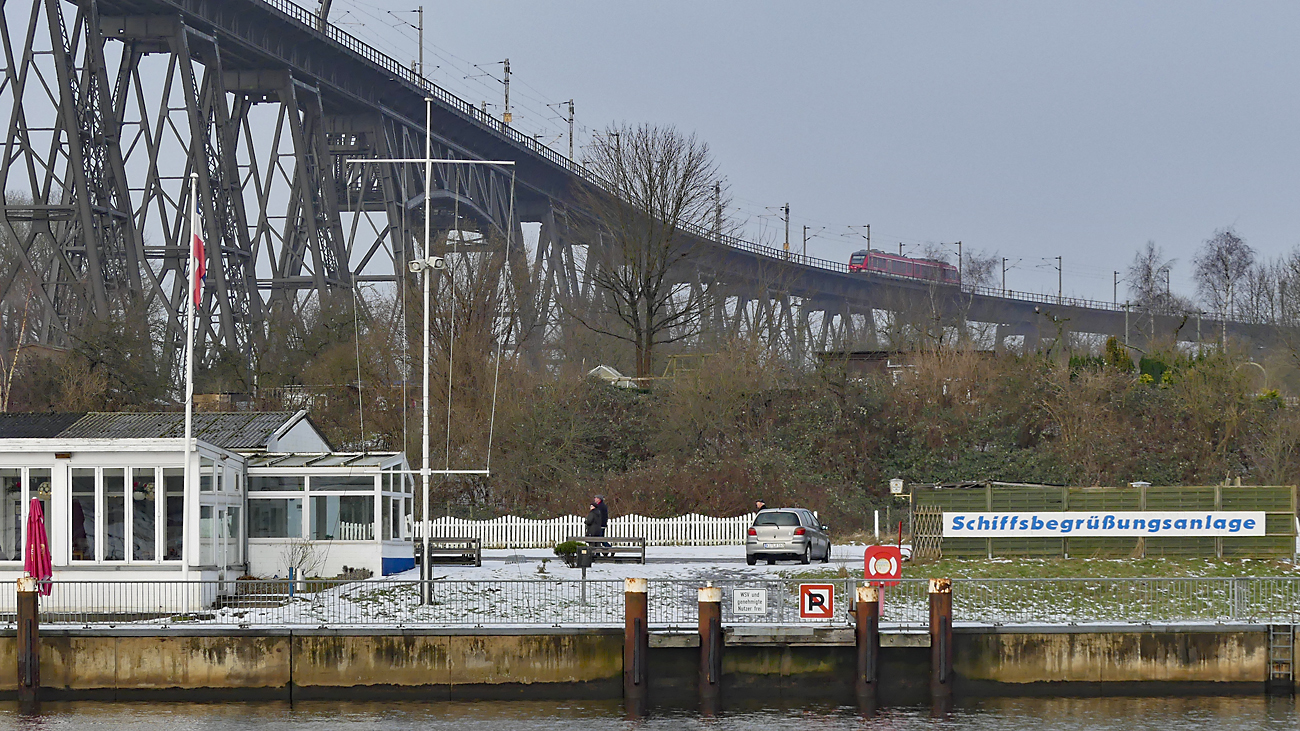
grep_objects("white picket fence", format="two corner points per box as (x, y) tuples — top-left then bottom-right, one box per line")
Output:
(338, 521), (374, 540)
(408, 513), (759, 548)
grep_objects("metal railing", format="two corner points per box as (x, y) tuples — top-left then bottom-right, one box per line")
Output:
(15, 577), (1300, 629)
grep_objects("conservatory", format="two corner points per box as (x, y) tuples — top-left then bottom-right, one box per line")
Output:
(245, 452), (414, 577)
(0, 412), (414, 584)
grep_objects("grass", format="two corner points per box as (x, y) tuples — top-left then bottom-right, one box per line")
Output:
(790, 554), (1300, 581)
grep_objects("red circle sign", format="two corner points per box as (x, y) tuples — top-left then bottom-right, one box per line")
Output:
(864, 545), (902, 586)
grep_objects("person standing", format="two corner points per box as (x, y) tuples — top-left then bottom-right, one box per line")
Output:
(755, 499), (767, 512)
(584, 503), (602, 537)
(594, 495), (609, 536)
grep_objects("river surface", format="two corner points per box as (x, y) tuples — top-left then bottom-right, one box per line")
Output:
(0, 697), (1296, 730)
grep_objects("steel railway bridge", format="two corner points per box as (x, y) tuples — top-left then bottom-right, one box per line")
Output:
(0, 0), (1278, 376)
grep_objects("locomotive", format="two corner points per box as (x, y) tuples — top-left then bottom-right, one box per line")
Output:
(848, 249), (960, 285)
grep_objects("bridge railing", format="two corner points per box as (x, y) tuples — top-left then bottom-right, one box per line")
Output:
(258, 0), (588, 180)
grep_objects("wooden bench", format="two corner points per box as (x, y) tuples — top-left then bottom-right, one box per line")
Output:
(565, 536), (646, 564)
(413, 537), (482, 567)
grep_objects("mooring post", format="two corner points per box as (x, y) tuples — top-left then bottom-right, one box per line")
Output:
(698, 583), (723, 713)
(623, 577), (649, 715)
(17, 575), (39, 705)
(929, 577), (953, 697)
(855, 584), (880, 697)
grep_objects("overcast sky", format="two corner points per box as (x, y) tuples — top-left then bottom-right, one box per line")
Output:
(330, 0), (1300, 304)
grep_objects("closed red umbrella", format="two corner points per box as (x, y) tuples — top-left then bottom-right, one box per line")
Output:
(24, 498), (51, 596)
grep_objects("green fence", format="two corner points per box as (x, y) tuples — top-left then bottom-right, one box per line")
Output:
(912, 482), (1298, 559)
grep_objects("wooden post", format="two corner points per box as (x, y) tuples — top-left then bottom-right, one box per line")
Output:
(698, 584), (723, 713)
(17, 576), (39, 704)
(929, 578), (953, 697)
(623, 578), (648, 715)
(855, 584), (880, 697)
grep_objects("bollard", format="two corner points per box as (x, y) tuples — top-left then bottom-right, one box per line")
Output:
(17, 575), (39, 704)
(623, 577), (649, 715)
(855, 584), (880, 697)
(929, 578), (953, 697)
(698, 584), (723, 713)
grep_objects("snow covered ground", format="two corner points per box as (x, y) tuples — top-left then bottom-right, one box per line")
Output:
(392, 543), (882, 584)
(52, 542), (1300, 629)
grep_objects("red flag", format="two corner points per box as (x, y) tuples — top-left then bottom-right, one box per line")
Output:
(192, 232), (206, 307)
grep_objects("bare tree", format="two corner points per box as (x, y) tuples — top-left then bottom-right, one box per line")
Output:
(569, 124), (727, 378)
(962, 250), (999, 291)
(1194, 228), (1254, 320)
(1127, 241), (1173, 309)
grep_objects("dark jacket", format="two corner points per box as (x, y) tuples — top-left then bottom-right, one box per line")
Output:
(584, 506), (602, 537)
(595, 500), (609, 528)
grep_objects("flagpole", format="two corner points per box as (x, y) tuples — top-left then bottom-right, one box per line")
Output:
(182, 172), (197, 594)
(421, 98), (432, 604)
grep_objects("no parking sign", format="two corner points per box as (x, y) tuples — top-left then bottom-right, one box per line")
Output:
(799, 583), (835, 619)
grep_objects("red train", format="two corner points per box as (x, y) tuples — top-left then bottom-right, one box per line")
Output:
(848, 249), (960, 285)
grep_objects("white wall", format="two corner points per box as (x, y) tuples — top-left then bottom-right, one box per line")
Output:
(248, 539), (383, 578)
(267, 420), (331, 453)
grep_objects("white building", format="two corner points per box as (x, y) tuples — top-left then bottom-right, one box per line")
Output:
(0, 412), (413, 584)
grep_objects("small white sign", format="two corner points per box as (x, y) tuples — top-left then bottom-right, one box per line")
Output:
(733, 588), (767, 615)
(890, 478), (905, 495)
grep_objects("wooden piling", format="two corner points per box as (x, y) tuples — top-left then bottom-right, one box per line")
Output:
(698, 584), (723, 712)
(623, 577), (648, 714)
(855, 584), (880, 696)
(17, 576), (39, 704)
(929, 577), (953, 697)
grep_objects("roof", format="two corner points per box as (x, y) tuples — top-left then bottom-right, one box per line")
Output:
(245, 452), (404, 468)
(0, 411), (323, 451)
(0, 412), (85, 439)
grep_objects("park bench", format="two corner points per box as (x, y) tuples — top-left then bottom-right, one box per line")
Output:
(413, 536), (482, 567)
(565, 536), (646, 564)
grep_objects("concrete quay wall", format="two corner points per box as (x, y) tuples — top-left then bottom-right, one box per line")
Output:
(0, 626), (1279, 700)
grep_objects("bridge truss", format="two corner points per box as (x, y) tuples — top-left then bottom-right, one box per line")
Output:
(0, 0), (1269, 386)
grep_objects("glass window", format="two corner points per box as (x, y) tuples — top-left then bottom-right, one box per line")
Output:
(200, 457), (214, 493)
(199, 505), (214, 565)
(404, 498), (412, 535)
(131, 467), (156, 562)
(311, 495), (374, 540)
(29, 469), (51, 549)
(226, 507), (241, 565)
(71, 468), (96, 561)
(248, 498), (302, 538)
(310, 475), (375, 492)
(163, 468), (184, 561)
(382, 498), (392, 540)
(249, 475), (304, 491)
(103, 468), (125, 561)
(753, 511), (800, 527)
(0, 469), (19, 561)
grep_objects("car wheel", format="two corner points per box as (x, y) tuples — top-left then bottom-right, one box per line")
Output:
(822, 542), (831, 563)
(766, 557), (776, 565)
(746, 554), (757, 566)
(800, 544), (811, 564)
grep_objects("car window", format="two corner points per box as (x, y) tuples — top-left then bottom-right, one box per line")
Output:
(753, 511), (799, 527)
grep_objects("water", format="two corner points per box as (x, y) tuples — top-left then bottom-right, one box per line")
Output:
(0, 697), (1296, 730)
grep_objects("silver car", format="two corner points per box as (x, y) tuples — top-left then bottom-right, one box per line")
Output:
(745, 508), (830, 565)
